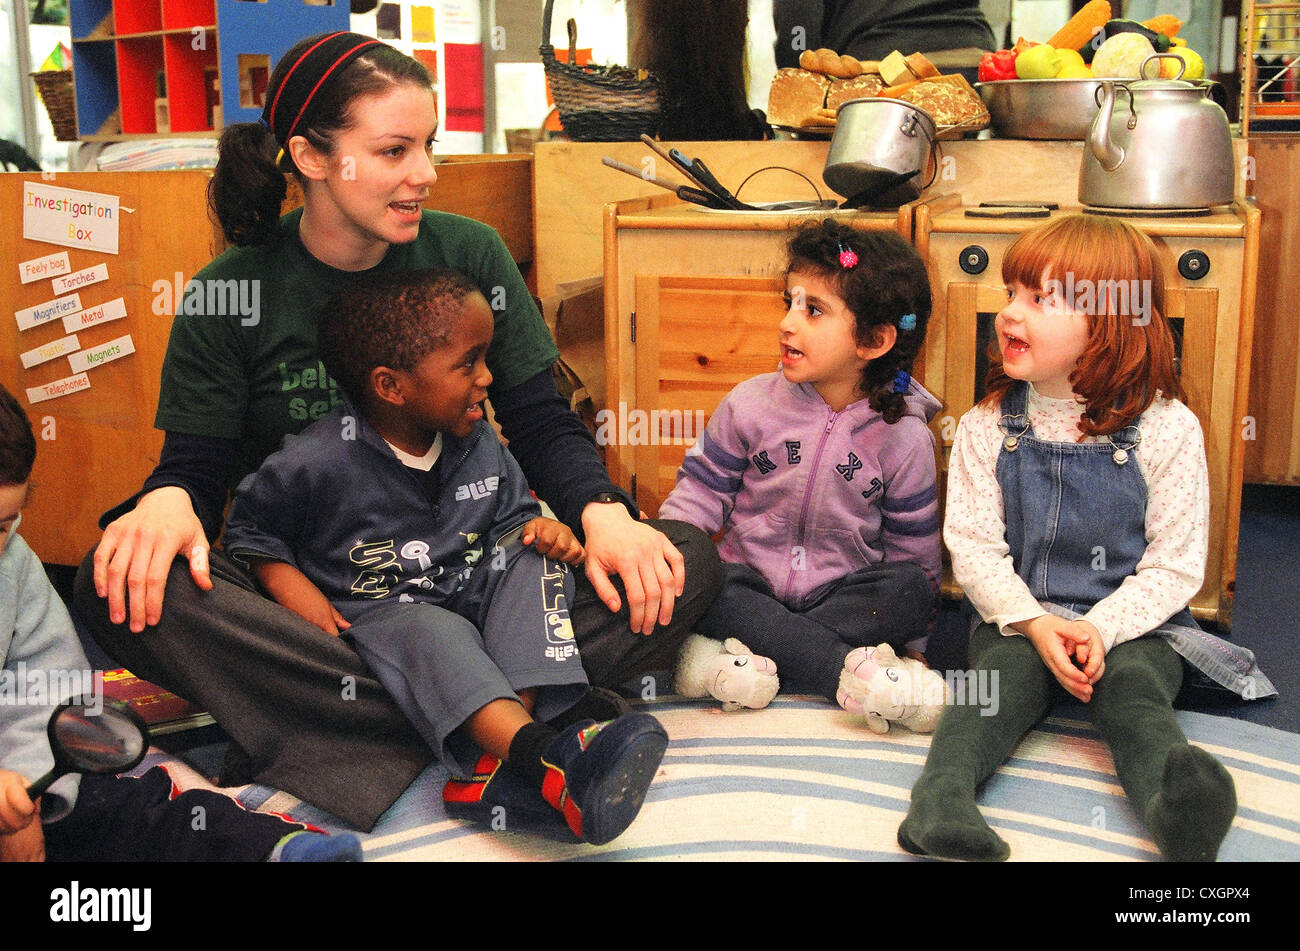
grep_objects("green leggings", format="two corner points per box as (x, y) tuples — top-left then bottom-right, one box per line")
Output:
(926, 623), (1184, 806)
(901, 624), (1236, 860)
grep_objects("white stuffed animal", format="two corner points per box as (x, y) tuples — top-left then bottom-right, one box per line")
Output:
(836, 643), (948, 734)
(674, 635), (780, 711)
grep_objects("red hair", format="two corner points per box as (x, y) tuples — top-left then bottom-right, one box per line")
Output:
(981, 214), (1185, 437)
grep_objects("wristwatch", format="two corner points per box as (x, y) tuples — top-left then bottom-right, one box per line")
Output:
(589, 491), (625, 505)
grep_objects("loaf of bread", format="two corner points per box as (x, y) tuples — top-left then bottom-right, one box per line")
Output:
(767, 67), (832, 128)
(896, 74), (989, 138)
(826, 73), (886, 111)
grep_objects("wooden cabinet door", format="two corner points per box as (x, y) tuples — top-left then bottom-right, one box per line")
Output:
(628, 275), (785, 514)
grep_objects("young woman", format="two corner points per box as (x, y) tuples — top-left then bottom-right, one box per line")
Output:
(73, 32), (719, 832)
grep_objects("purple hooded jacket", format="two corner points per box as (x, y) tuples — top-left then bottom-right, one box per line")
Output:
(659, 371), (942, 609)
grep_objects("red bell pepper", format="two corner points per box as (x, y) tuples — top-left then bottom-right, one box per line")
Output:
(978, 49), (1019, 82)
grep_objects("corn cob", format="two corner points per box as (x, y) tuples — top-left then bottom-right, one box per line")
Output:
(1047, 0), (1113, 50)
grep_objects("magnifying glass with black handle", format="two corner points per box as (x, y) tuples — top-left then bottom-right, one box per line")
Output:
(24, 698), (150, 800)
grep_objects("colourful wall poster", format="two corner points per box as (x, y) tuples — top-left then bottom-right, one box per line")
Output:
(443, 43), (484, 133)
(411, 5), (436, 43)
(439, 0), (479, 42)
(414, 47), (438, 84)
(22, 182), (121, 255)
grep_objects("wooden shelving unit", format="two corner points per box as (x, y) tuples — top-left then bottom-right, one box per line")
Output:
(69, 0), (349, 140)
(1240, 0), (1300, 135)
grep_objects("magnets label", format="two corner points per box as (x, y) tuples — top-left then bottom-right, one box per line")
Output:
(67, 334), (135, 373)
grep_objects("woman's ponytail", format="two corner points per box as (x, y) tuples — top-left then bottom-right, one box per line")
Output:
(208, 122), (287, 247)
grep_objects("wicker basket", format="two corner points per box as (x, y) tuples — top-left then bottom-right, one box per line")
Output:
(540, 0), (662, 142)
(32, 69), (78, 142)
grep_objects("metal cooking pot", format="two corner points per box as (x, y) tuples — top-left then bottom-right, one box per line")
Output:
(1079, 54), (1234, 210)
(824, 98), (936, 206)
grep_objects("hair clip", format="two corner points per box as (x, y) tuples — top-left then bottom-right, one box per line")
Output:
(837, 241), (858, 269)
(893, 370), (911, 394)
(898, 313), (917, 332)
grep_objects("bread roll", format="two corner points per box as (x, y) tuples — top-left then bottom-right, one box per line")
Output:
(837, 54), (864, 77)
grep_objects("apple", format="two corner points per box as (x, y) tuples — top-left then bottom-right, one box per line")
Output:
(1016, 43), (1064, 79)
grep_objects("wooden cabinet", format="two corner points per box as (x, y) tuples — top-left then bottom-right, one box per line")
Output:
(603, 194), (913, 514)
(915, 199), (1261, 629)
(603, 192), (1260, 630)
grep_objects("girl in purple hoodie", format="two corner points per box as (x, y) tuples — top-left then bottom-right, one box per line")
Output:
(659, 220), (942, 706)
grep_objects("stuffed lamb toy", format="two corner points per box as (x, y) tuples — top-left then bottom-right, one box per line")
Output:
(674, 635), (779, 711)
(836, 643), (948, 734)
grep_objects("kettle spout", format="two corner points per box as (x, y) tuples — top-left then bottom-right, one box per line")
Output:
(1089, 81), (1125, 173)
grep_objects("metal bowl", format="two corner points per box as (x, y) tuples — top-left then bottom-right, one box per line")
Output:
(976, 78), (1106, 140)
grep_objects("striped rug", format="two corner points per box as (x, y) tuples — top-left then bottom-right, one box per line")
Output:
(142, 695), (1300, 862)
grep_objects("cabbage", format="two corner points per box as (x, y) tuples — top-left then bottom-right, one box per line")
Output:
(1091, 33), (1158, 78)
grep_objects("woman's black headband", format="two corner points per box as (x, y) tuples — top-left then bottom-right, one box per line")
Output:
(259, 31), (385, 152)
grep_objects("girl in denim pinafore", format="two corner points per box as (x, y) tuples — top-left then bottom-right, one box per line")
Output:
(899, 215), (1256, 862)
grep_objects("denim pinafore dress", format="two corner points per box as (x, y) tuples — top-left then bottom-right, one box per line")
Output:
(994, 383), (1274, 700)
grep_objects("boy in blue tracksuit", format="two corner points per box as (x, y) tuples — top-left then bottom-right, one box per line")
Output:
(223, 268), (666, 845)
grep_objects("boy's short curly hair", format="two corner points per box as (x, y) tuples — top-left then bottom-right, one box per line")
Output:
(0, 384), (36, 486)
(318, 268), (485, 407)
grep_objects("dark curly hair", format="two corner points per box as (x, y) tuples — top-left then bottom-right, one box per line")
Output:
(0, 383), (36, 486)
(785, 220), (931, 423)
(318, 268), (483, 409)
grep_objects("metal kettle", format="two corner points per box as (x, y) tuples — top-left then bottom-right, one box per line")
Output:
(1079, 54), (1235, 209)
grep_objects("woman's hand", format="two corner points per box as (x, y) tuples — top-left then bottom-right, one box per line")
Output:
(580, 503), (685, 636)
(1017, 615), (1100, 702)
(522, 517), (585, 564)
(93, 486), (213, 633)
(252, 560), (351, 637)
